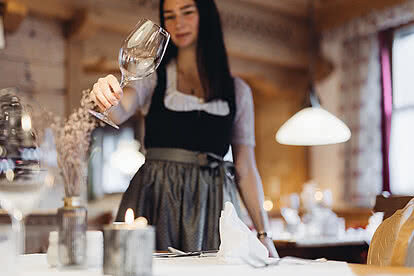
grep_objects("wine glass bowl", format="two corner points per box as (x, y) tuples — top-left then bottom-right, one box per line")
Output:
(119, 19), (170, 84)
(0, 87), (56, 256)
(90, 19), (170, 128)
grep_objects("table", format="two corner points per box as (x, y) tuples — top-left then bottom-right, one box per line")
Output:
(275, 239), (369, 264)
(0, 210), (57, 253)
(350, 263), (414, 275)
(7, 254), (414, 276)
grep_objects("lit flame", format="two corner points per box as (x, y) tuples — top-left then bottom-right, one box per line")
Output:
(125, 208), (134, 224)
(5, 169), (14, 182)
(21, 113), (32, 132)
(44, 173), (55, 188)
(314, 191), (324, 202)
(134, 217), (148, 228)
(13, 210), (23, 221)
(263, 200), (274, 212)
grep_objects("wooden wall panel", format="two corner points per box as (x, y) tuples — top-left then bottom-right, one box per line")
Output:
(240, 0), (310, 18)
(0, 58), (28, 88)
(65, 38), (83, 115)
(0, 16), (64, 63)
(219, 0), (310, 69)
(0, 16), (65, 116)
(32, 92), (66, 117)
(29, 63), (65, 92)
(247, 79), (309, 205)
(316, 0), (409, 31)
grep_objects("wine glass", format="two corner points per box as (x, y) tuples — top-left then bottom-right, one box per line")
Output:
(0, 87), (57, 259)
(89, 18), (170, 129)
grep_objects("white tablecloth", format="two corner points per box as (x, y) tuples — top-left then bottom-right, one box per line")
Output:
(5, 254), (357, 276)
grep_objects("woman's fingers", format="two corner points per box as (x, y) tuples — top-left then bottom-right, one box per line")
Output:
(91, 75), (124, 111)
(92, 81), (111, 109)
(106, 74), (123, 100)
(99, 78), (119, 106)
(90, 89), (107, 112)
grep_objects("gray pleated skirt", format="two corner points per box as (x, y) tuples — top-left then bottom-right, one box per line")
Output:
(115, 148), (240, 252)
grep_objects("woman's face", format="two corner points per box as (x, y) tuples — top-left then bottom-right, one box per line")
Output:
(163, 0), (199, 49)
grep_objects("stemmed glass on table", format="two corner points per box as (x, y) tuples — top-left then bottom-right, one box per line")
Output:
(89, 18), (170, 129)
(0, 88), (57, 264)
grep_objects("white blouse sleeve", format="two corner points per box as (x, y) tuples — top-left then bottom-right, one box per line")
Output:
(232, 77), (256, 147)
(129, 73), (157, 115)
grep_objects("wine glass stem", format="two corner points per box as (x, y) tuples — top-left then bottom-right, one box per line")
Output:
(119, 76), (128, 89)
(103, 107), (112, 117)
(11, 216), (26, 256)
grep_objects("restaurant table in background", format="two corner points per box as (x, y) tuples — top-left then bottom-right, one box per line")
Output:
(8, 254), (414, 276)
(275, 238), (369, 264)
(0, 210), (57, 253)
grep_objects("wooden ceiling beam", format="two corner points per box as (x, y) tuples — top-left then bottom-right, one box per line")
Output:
(66, 9), (98, 40)
(316, 0), (410, 31)
(2, 0), (27, 32)
(238, 0), (309, 18)
(83, 56), (118, 74)
(5, 0), (73, 20)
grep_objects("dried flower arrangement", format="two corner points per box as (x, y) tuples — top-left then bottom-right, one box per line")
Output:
(51, 89), (103, 197)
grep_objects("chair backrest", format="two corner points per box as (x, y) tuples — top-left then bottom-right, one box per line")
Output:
(368, 197), (414, 266)
(373, 195), (414, 220)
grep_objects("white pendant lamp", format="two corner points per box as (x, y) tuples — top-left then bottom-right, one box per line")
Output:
(276, 107), (351, 146)
(275, 87), (351, 146)
(276, 1), (351, 146)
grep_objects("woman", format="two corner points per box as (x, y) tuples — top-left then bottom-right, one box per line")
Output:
(91, 0), (278, 256)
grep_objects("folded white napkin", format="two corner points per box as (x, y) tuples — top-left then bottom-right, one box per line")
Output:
(217, 201), (268, 264)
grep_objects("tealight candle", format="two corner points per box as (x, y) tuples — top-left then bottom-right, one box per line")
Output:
(103, 209), (154, 276)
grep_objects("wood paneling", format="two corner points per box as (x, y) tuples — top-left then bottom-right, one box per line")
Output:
(0, 16), (65, 117)
(242, 0), (412, 32)
(0, 15), (64, 63)
(230, 57), (308, 95)
(241, 0), (310, 18)
(32, 92), (66, 117)
(315, 0), (410, 31)
(3, 0), (27, 32)
(246, 77), (309, 202)
(65, 38), (83, 115)
(4, 0), (74, 20)
(219, 0), (309, 69)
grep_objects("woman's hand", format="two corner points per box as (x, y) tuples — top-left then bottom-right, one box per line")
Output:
(259, 236), (279, 258)
(232, 144), (279, 258)
(90, 74), (123, 112)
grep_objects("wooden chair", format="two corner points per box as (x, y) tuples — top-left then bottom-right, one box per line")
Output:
(373, 195), (414, 220)
(368, 196), (414, 266)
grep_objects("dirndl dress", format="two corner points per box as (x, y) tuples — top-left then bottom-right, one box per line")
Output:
(115, 67), (240, 251)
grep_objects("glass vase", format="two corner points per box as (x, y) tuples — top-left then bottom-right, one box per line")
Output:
(57, 196), (87, 269)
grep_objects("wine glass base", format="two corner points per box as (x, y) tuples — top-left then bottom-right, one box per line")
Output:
(88, 110), (119, 129)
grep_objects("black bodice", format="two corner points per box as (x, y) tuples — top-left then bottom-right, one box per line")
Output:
(144, 67), (235, 157)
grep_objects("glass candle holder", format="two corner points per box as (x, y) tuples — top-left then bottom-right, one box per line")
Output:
(57, 196), (87, 269)
(103, 223), (154, 276)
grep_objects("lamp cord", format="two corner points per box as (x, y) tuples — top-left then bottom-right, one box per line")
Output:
(308, 0), (322, 107)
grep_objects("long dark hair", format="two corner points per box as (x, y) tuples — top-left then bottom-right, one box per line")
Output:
(159, 0), (235, 102)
